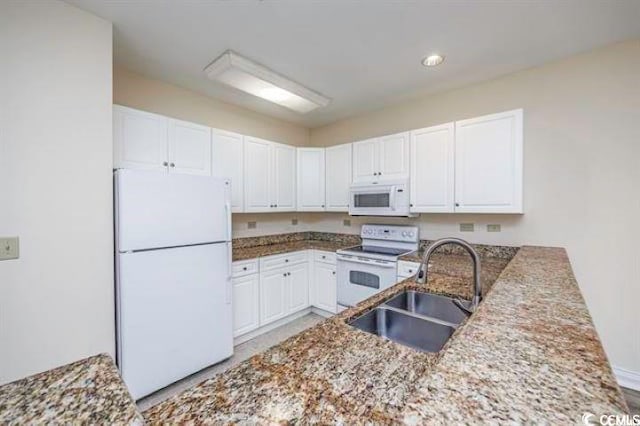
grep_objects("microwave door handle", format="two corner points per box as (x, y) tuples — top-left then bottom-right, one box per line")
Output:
(389, 186), (397, 211)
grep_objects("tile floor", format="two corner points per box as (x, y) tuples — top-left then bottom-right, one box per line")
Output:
(138, 312), (640, 416)
(137, 312), (325, 411)
(623, 387), (640, 415)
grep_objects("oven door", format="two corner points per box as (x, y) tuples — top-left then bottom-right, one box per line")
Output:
(337, 254), (397, 308)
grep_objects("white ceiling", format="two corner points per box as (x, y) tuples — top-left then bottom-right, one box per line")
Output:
(69, 0), (640, 128)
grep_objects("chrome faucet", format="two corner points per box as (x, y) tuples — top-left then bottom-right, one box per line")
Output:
(415, 238), (482, 314)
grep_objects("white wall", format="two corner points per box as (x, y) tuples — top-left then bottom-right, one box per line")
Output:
(310, 40), (640, 378)
(0, 1), (114, 384)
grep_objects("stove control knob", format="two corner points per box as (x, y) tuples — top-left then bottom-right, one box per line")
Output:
(402, 231), (408, 237)
(409, 231), (415, 237)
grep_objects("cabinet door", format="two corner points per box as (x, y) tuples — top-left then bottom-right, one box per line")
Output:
(260, 268), (287, 325)
(272, 143), (296, 211)
(232, 274), (259, 337)
(325, 144), (352, 212)
(244, 137), (272, 212)
(286, 263), (309, 314)
(410, 124), (455, 213)
(212, 129), (244, 212)
(455, 109), (523, 213)
(312, 262), (337, 314)
(379, 132), (410, 180)
(352, 138), (379, 183)
(297, 148), (325, 211)
(113, 105), (168, 171)
(167, 119), (212, 176)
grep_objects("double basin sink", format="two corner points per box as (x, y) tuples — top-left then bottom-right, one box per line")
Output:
(349, 291), (471, 353)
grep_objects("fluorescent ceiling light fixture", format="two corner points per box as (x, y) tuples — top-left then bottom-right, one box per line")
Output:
(204, 50), (330, 114)
(422, 54), (445, 67)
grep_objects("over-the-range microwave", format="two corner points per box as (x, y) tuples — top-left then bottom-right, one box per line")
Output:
(348, 179), (417, 217)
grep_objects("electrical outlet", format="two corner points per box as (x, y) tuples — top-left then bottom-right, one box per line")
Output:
(247, 221), (257, 229)
(291, 218), (298, 226)
(459, 223), (474, 232)
(343, 219), (351, 227)
(0, 237), (19, 260)
(487, 224), (501, 232)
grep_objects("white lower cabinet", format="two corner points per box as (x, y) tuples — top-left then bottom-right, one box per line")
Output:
(259, 267), (288, 325)
(259, 251), (310, 327)
(232, 274), (260, 337)
(286, 263), (310, 314)
(311, 259), (337, 314)
(234, 250), (338, 338)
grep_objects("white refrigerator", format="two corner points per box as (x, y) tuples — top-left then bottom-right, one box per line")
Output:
(114, 169), (233, 400)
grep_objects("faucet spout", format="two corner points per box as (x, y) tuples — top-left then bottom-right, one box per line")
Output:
(415, 238), (482, 312)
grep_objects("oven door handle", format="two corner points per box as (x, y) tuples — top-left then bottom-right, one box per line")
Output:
(338, 256), (396, 268)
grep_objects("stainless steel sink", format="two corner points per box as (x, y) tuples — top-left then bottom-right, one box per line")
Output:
(384, 291), (468, 326)
(349, 306), (456, 353)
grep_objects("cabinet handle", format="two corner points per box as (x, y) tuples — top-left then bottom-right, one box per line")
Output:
(285, 259), (289, 262)
(322, 255), (326, 259)
(410, 203), (413, 207)
(243, 267), (247, 271)
(379, 172), (382, 175)
(321, 205), (325, 208)
(455, 203), (460, 207)
(373, 172), (378, 176)
(170, 163), (175, 168)
(163, 161), (168, 166)
(283, 273), (287, 277)
(332, 271), (336, 275)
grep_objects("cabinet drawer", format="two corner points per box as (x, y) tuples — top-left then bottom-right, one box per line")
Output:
(314, 251), (336, 265)
(232, 259), (259, 277)
(398, 261), (421, 278)
(260, 251), (308, 271)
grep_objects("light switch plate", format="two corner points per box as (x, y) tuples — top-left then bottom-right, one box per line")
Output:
(247, 221), (257, 229)
(291, 218), (298, 226)
(0, 237), (19, 260)
(487, 224), (501, 232)
(343, 219), (351, 227)
(459, 223), (474, 232)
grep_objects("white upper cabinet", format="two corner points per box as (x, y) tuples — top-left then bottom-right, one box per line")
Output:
(454, 109), (523, 213)
(244, 137), (272, 212)
(168, 119), (211, 176)
(352, 138), (378, 183)
(244, 137), (296, 213)
(325, 143), (352, 212)
(297, 148), (326, 211)
(410, 123), (455, 213)
(352, 132), (410, 183)
(378, 132), (410, 180)
(113, 105), (168, 172)
(272, 143), (296, 211)
(113, 105), (212, 176)
(212, 129), (244, 212)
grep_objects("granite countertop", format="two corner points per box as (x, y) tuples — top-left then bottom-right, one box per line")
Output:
(233, 239), (353, 262)
(0, 354), (143, 425)
(145, 246), (628, 423)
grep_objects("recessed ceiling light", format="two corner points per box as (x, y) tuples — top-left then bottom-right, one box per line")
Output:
(422, 54), (445, 67)
(204, 50), (331, 114)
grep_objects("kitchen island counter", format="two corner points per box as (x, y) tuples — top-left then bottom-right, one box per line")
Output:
(0, 354), (143, 425)
(145, 246), (628, 423)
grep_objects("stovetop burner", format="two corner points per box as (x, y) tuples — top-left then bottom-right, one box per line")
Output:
(339, 245), (413, 257)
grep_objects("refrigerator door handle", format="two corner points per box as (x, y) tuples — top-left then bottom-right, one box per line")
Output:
(226, 241), (232, 305)
(225, 202), (232, 241)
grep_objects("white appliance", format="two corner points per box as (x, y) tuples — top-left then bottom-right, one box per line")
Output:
(114, 169), (233, 400)
(337, 224), (419, 309)
(348, 179), (416, 217)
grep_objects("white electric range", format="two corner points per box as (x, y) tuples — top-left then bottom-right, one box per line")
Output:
(336, 224), (419, 310)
